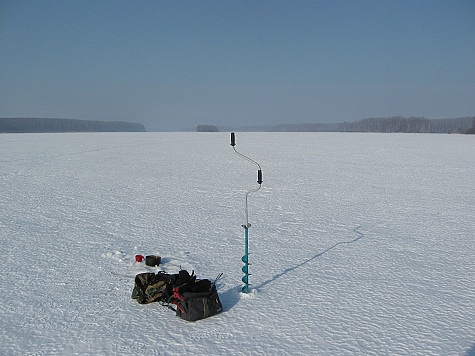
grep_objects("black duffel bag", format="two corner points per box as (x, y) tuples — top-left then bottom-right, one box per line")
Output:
(170, 278), (223, 321)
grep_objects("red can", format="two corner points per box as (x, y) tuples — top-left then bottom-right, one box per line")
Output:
(135, 254), (144, 262)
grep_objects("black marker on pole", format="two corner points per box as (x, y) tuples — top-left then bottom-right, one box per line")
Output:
(230, 132), (236, 147)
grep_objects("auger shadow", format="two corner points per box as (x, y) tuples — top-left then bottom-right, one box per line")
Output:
(254, 225), (365, 290)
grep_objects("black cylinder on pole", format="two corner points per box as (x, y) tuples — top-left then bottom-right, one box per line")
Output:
(257, 169), (263, 184)
(230, 132), (236, 147)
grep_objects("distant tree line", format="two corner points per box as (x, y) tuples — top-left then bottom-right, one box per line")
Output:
(0, 118), (146, 133)
(225, 116), (475, 134)
(196, 124), (219, 132)
(466, 118), (475, 134)
(337, 116), (473, 133)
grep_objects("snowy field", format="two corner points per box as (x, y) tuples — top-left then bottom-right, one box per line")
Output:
(1, 132), (474, 355)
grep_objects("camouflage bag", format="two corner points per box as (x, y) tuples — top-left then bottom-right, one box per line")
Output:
(131, 270), (195, 305)
(131, 272), (175, 304)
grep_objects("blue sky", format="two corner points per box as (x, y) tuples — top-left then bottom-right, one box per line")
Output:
(1, 0), (474, 131)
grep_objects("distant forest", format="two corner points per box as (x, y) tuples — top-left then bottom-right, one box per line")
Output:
(224, 116), (475, 134)
(0, 118), (146, 133)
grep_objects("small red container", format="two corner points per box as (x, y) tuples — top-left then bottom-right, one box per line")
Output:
(135, 254), (144, 262)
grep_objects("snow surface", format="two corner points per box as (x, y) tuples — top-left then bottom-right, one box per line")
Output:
(1, 132), (474, 355)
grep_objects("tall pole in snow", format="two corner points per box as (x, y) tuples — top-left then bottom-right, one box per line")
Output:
(230, 132), (263, 293)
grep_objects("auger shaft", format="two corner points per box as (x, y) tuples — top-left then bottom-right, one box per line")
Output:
(242, 226), (249, 293)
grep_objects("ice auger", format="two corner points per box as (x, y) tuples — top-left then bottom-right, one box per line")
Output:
(230, 132), (263, 293)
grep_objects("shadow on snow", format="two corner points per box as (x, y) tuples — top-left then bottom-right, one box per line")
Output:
(255, 225), (365, 290)
(465, 344), (475, 356)
(219, 226), (365, 311)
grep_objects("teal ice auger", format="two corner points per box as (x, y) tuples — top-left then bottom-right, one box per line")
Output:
(230, 132), (263, 293)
